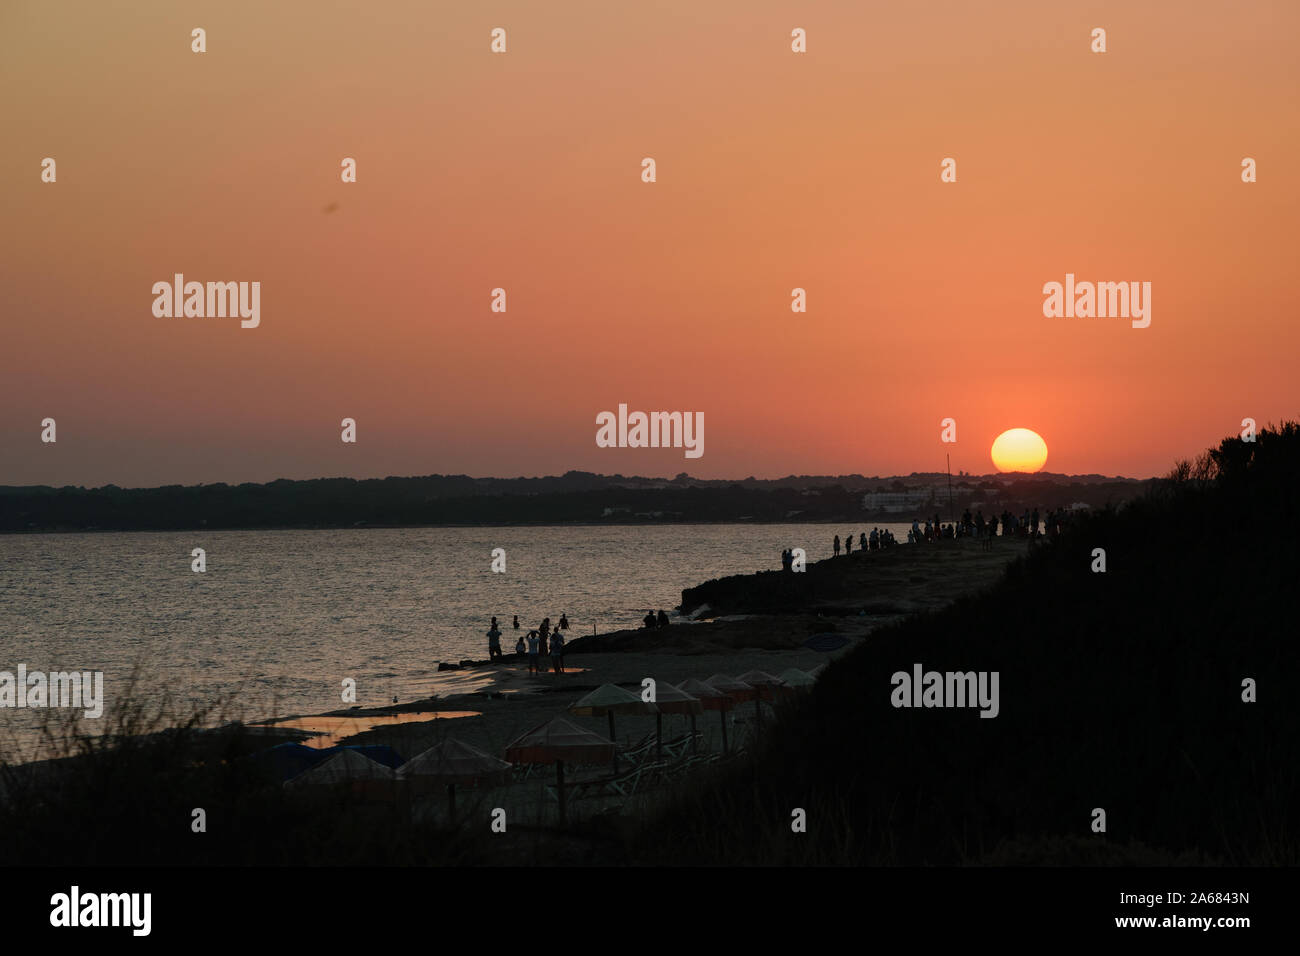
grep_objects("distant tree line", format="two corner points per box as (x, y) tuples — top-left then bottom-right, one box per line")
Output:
(0, 472), (1146, 532)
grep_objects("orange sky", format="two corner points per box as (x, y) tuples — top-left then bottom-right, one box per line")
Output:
(2, 0), (1296, 486)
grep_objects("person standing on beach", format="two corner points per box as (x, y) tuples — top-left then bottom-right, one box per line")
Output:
(845, 534), (852, 555)
(539, 618), (551, 656)
(550, 630), (565, 673)
(486, 618), (503, 662)
(559, 613), (569, 631)
(833, 535), (841, 557)
(515, 633), (526, 656)
(512, 615), (520, 631)
(526, 629), (540, 674)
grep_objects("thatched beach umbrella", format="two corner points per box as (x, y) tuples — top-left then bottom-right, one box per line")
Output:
(285, 748), (396, 799)
(676, 678), (734, 753)
(504, 717), (615, 826)
(705, 674), (756, 702)
(734, 671), (788, 736)
(735, 670), (785, 695)
(568, 683), (659, 770)
(644, 681), (703, 756)
(777, 667), (817, 693)
(706, 674), (757, 750)
(397, 738), (513, 822)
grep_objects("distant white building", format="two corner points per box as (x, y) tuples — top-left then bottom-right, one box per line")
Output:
(862, 485), (972, 513)
(861, 489), (934, 513)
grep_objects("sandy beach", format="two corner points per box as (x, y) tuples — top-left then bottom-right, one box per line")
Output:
(251, 538), (1030, 823)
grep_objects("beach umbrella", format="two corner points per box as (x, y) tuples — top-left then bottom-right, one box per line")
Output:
(286, 748), (395, 785)
(285, 748), (396, 800)
(398, 738), (513, 822)
(734, 671), (788, 736)
(319, 743), (406, 770)
(644, 681), (703, 756)
(705, 674), (756, 703)
(568, 683), (659, 770)
(735, 670), (786, 700)
(505, 717), (616, 826)
(675, 678), (734, 753)
(706, 674), (758, 751)
(777, 667), (817, 692)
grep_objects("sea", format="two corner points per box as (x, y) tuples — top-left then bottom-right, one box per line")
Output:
(0, 522), (913, 761)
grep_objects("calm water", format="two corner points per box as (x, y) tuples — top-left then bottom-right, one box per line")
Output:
(0, 523), (911, 760)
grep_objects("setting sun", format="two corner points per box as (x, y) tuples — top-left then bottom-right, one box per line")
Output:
(991, 428), (1049, 473)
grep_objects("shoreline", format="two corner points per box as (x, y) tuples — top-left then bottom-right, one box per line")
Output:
(252, 537), (1027, 756)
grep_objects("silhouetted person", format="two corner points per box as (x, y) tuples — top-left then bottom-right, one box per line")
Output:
(657, 609), (670, 627)
(644, 610), (657, 629)
(559, 613), (569, 630)
(526, 630), (541, 674)
(512, 615), (520, 630)
(486, 618), (503, 662)
(550, 630), (565, 673)
(833, 535), (841, 557)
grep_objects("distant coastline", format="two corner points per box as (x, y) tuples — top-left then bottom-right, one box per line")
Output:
(0, 471), (1147, 533)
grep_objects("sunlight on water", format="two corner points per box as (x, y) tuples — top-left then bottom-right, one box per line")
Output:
(263, 712), (483, 748)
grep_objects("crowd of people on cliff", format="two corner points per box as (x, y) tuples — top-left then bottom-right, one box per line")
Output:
(896, 507), (1074, 547)
(781, 506), (1075, 569)
(895, 507), (1074, 547)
